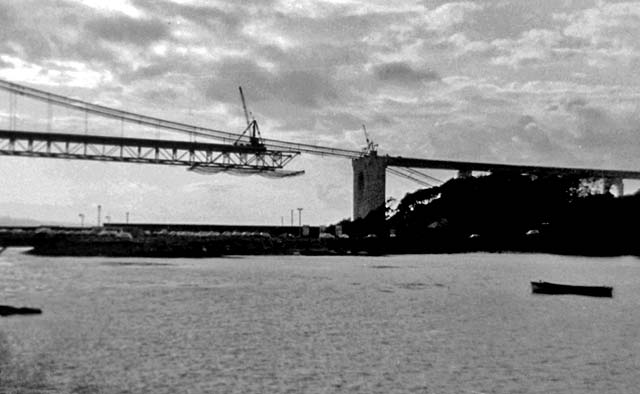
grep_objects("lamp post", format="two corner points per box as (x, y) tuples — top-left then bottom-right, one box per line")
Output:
(97, 205), (102, 227)
(297, 208), (303, 226)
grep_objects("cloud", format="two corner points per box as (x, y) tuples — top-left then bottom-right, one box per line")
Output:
(0, 2), (62, 61)
(277, 0), (425, 18)
(372, 61), (440, 85)
(84, 15), (171, 46)
(245, 12), (386, 49)
(563, 97), (587, 112)
(424, 2), (483, 31)
(558, 1), (640, 45)
(202, 57), (340, 112)
(510, 115), (564, 161)
(491, 28), (566, 67)
(163, 2), (241, 32)
(427, 112), (577, 166)
(67, 0), (144, 18)
(554, 1), (640, 66)
(445, 33), (494, 57)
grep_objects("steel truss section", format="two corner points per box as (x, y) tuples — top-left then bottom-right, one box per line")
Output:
(0, 130), (299, 171)
(0, 78), (362, 158)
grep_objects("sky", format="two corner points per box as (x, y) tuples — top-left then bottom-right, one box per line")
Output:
(0, 0), (639, 226)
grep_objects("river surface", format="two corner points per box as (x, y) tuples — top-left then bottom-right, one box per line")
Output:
(0, 248), (639, 393)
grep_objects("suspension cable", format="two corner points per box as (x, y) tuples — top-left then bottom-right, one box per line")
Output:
(0, 79), (362, 158)
(387, 167), (434, 187)
(404, 167), (444, 184)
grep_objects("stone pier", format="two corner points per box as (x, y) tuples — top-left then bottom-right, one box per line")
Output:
(352, 153), (387, 220)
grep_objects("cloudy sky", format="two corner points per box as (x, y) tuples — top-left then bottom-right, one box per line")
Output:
(1, 0), (639, 225)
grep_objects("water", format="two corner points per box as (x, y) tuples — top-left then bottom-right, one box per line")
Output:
(1, 248), (639, 393)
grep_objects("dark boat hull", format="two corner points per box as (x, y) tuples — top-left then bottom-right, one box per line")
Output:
(0, 305), (42, 316)
(531, 281), (613, 297)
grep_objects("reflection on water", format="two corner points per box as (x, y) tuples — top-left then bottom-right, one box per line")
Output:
(1, 249), (639, 393)
(0, 330), (53, 392)
(100, 261), (174, 267)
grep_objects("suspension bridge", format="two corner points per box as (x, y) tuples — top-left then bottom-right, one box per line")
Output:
(1, 78), (640, 222)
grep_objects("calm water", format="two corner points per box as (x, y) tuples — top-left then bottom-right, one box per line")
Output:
(1, 248), (639, 393)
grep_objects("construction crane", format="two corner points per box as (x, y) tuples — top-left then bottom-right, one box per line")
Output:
(361, 124), (378, 155)
(236, 86), (264, 149)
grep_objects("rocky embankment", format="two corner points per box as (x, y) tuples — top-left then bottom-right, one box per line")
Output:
(26, 229), (384, 257)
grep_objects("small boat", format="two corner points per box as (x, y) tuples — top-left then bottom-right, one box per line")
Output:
(531, 281), (613, 298)
(0, 305), (42, 317)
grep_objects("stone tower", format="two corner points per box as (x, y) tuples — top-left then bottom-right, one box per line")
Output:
(352, 154), (387, 220)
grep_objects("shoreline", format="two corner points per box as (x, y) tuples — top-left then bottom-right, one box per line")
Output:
(19, 233), (640, 258)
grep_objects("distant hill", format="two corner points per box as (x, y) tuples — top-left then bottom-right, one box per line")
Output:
(0, 216), (74, 227)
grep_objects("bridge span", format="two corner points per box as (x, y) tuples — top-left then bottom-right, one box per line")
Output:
(2, 78), (640, 223)
(0, 129), (300, 173)
(353, 153), (640, 220)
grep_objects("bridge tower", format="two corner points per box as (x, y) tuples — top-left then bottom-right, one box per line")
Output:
(352, 152), (387, 220)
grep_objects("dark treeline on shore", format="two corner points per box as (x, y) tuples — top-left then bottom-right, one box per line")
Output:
(337, 173), (640, 256)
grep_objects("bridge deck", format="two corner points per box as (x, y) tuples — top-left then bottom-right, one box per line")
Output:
(0, 129), (300, 171)
(386, 155), (640, 180)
